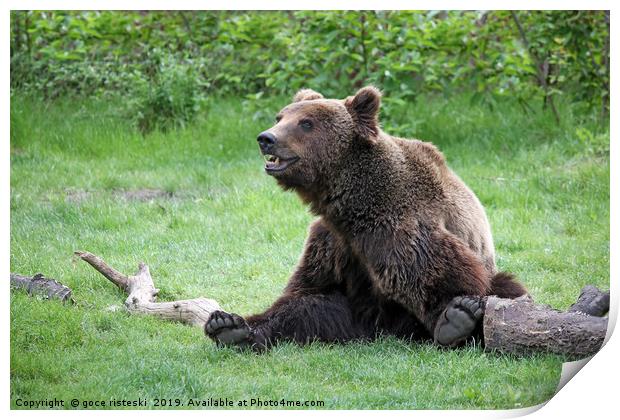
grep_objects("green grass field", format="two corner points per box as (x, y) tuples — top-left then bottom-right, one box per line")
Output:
(10, 93), (609, 409)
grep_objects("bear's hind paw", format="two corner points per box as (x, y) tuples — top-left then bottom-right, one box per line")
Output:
(433, 296), (484, 347)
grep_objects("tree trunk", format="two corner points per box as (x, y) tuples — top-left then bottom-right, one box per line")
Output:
(483, 294), (608, 359)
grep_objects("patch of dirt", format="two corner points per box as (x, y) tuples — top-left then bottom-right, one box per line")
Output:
(64, 188), (177, 203)
(11, 147), (27, 156)
(114, 188), (174, 201)
(64, 189), (95, 203)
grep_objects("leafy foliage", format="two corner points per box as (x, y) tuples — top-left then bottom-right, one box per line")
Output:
(10, 10), (610, 130)
(125, 56), (206, 133)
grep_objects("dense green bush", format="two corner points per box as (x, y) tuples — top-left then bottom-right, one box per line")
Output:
(125, 55), (206, 133)
(10, 10), (610, 129)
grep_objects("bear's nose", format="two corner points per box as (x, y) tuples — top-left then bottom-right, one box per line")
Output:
(257, 132), (277, 152)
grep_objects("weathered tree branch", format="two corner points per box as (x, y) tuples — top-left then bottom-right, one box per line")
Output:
(75, 250), (221, 327)
(10, 273), (73, 303)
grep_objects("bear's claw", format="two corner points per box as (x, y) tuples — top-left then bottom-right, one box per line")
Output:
(434, 296), (484, 347)
(204, 310), (252, 346)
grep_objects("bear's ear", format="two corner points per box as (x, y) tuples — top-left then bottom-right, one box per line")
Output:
(344, 86), (381, 141)
(293, 89), (324, 102)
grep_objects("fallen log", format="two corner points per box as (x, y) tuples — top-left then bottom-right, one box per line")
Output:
(483, 291), (608, 359)
(74, 251), (221, 327)
(75, 250), (608, 358)
(10, 273), (73, 303)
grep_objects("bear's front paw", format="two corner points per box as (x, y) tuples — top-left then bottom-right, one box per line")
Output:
(433, 296), (484, 347)
(204, 310), (252, 346)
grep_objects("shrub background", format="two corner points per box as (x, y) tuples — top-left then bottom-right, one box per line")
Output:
(10, 11), (609, 131)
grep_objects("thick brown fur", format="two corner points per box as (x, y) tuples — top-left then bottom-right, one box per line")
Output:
(205, 86), (527, 351)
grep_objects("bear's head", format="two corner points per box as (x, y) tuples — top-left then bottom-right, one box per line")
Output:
(256, 86), (382, 190)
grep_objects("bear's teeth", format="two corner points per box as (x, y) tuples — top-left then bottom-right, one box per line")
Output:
(263, 154), (283, 167)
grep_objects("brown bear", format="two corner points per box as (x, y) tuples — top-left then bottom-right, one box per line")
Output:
(205, 86), (527, 351)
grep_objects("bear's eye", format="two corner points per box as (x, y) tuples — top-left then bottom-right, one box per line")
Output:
(275, 115), (282, 123)
(299, 119), (313, 131)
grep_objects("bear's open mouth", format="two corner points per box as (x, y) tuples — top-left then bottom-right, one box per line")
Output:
(263, 154), (299, 173)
